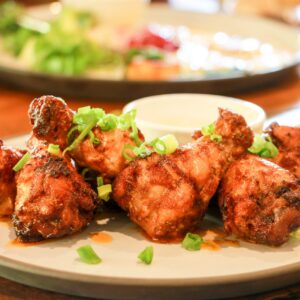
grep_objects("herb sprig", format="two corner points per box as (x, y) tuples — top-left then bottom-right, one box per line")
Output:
(248, 134), (278, 158)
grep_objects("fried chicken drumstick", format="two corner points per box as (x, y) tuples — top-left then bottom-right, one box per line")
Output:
(13, 145), (97, 242)
(0, 141), (24, 217)
(113, 109), (253, 241)
(28, 95), (143, 179)
(267, 123), (300, 178)
(219, 154), (300, 246)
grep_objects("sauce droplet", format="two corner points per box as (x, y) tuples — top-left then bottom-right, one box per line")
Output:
(90, 232), (113, 244)
(202, 240), (220, 251)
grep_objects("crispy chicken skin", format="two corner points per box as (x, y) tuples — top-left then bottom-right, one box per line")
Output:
(0, 141), (24, 217)
(28, 95), (73, 149)
(28, 95), (143, 179)
(13, 146), (97, 242)
(219, 154), (300, 246)
(71, 127), (143, 179)
(267, 123), (300, 178)
(113, 109), (253, 241)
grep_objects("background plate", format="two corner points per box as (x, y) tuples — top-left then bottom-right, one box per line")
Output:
(0, 5), (299, 100)
(1, 135), (300, 300)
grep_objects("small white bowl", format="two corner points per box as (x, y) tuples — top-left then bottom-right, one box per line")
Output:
(123, 93), (266, 144)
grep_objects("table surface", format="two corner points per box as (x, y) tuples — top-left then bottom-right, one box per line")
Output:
(0, 1), (300, 293)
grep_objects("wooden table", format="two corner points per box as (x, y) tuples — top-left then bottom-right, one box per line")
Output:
(0, 71), (300, 299)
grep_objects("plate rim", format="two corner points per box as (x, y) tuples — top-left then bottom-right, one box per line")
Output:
(1, 251), (300, 287)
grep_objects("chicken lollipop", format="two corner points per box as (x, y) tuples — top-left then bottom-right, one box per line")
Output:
(28, 95), (144, 179)
(13, 145), (97, 241)
(267, 123), (300, 178)
(219, 154), (300, 246)
(113, 109), (253, 241)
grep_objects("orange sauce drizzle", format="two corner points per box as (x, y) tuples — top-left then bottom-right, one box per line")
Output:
(202, 240), (220, 251)
(139, 226), (240, 251)
(199, 228), (240, 251)
(89, 232), (113, 244)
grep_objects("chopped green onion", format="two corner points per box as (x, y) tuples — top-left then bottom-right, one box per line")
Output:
(201, 123), (215, 136)
(122, 134), (179, 161)
(130, 119), (143, 146)
(73, 106), (105, 127)
(66, 107), (141, 155)
(210, 134), (222, 142)
(67, 125), (79, 144)
(122, 144), (136, 162)
(133, 143), (152, 158)
(201, 123), (222, 142)
(63, 119), (97, 155)
(97, 184), (112, 201)
(118, 109), (136, 130)
(98, 114), (119, 131)
(157, 134), (179, 154)
(97, 176), (104, 187)
(248, 134), (279, 158)
(138, 246), (153, 265)
(290, 229), (300, 239)
(13, 152), (31, 172)
(181, 233), (203, 251)
(88, 130), (100, 145)
(76, 245), (102, 264)
(149, 138), (166, 155)
(47, 144), (60, 156)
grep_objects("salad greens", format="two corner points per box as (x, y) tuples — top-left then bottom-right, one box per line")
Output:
(0, 1), (123, 75)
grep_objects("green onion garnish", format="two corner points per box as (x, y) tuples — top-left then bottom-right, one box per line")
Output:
(97, 184), (112, 201)
(138, 246), (153, 265)
(98, 114), (119, 131)
(122, 144), (136, 162)
(248, 134), (279, 158)
(181, 233), (203, 251)
(76, 245), (102, 264)
(149, 138), (166, 155)
(88, 131), (100, 145)
(97, 176), (104, 187)
(47, 144), (60, 156)
(290, 229), (300, 239)
(63, 119), (98, 155)
(201, 123), (222, 142)
(159, 134), (179, 154)
(130, 119), (143, 146)
(66, 107), (141, 153)
(122, 134), (179, 161)
(13, 152), (31, 172)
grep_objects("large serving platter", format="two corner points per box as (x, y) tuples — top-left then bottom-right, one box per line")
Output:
(0, 134), (300, 299)
(0, 4), (299, 100)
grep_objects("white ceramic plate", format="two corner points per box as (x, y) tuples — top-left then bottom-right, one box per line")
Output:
(1, 135), (300, 299)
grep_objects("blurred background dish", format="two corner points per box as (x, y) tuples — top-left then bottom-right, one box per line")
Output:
(123, 93), (266, 143)
(0, 1), (299, 99)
